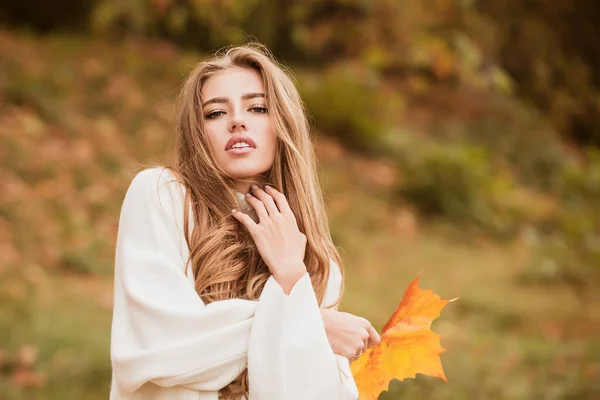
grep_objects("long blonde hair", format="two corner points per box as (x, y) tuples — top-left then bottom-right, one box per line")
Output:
(166, 43), (343, 398)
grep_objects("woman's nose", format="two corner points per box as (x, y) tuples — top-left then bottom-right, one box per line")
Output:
(228, 115), (247, 132)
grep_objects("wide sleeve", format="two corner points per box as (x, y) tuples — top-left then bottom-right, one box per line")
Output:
(247, 258), (359, 399)
(110, 167), (258, 394)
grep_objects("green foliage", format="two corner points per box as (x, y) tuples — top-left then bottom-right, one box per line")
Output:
(394, 138), (522, 235)
(560, 149), (600, 206)
(5, 0), (600, 149)
(526, 149), (600, 286)
(91, 0), (268, 47)
(461, 108), (569, 192)
(480, 0), (600, 147)
(298, 65), (390, 155)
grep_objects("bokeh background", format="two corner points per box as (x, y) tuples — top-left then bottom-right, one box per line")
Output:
(1, 1), (600, 399)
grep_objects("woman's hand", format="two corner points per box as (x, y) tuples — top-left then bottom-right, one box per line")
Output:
(320, 309), (381, 361)
(231, 184), (307, 294)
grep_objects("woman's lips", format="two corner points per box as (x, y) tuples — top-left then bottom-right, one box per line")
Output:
(226, 147), (255, 155)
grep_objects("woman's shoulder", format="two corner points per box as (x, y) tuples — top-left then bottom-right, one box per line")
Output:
(122, 166), (188, 219)
(129, 166), (183, 189)
(127, 167), (186, 199)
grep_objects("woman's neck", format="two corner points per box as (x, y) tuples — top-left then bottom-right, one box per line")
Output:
(233, 173), (269, 194)
(233, 190), (259, 223)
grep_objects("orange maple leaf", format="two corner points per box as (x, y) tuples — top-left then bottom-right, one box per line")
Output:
(350, 274), (453, 400)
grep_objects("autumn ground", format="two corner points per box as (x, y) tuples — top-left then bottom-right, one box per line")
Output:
(1, 30), (599, 399)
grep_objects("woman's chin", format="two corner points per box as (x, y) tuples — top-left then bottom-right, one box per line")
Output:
(226, 168), (269, 181)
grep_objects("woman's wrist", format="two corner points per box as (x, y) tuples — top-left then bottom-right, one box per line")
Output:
(273, 262), (307, 294)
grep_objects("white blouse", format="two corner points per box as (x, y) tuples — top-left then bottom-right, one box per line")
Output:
(109, 167), (359, 400)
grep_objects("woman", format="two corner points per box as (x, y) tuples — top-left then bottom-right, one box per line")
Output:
(109, 43), (380, 399)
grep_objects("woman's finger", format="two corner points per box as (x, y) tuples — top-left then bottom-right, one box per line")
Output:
(263, 185), (293, 216)
(231, 209), (258, 232)
(351, 346), (364, 362)
(251, 185), (279, 216)
(366, 324), (381, 347)
(244, 193), (269, 223)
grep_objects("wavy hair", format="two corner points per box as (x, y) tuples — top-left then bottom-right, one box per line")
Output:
(163, 43), (343, 398)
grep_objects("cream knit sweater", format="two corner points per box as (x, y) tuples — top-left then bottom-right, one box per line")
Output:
(109, 167), (359, 399)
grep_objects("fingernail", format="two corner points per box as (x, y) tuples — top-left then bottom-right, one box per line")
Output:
(265, 185), (272, 190)
(245, 192), (252, 197)
(231, 209), (237, 213)
(251, 184), (258, 190)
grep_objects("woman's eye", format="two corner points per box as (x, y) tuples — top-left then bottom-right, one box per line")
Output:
(250, 106), (268, 114)
(205, 110), (225, 119)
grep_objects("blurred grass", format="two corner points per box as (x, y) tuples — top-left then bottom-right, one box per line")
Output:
(1, 29), (599, 399)
(1, 267), (112, 399)
(317, 140), (600, 399)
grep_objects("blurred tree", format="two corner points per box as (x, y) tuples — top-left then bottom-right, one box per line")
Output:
(479, 0), (600, 146)
(0, 0), (93, 32)
(3, 0), (600, 148)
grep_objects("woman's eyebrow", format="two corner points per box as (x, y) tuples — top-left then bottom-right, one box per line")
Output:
(242, 92), (265, 101)
(202, 92), (265, 107)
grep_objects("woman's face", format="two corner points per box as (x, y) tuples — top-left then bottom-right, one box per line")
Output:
(201, 66), (277, 194)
